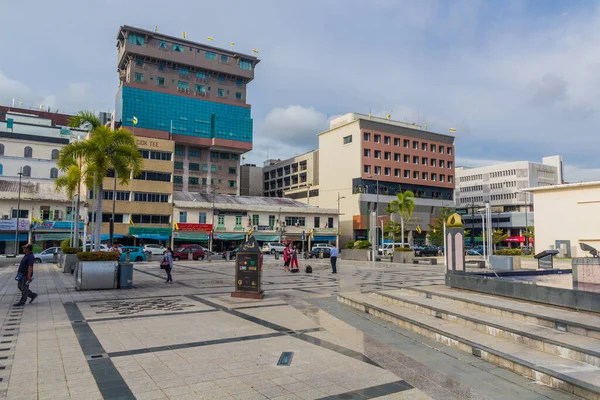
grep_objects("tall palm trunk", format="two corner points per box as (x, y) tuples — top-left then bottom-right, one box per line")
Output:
(73, 158), (82, 248)
(94, 181), (103, 249)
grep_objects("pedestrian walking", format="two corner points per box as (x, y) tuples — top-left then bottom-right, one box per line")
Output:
(14, 244), (37, 306)
(161, 247), (174, 283)
(291, 246), (299, 272)
(330, 244), (338, 274)
(283, 244), (291, 272)
(110, 243), (122, 255)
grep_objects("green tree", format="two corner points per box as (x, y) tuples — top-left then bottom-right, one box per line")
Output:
(426, 207), (455, 246)
(59, 112), (143, 248)
(523, 226), (534, 245)
(386, 190), (415, 250)
(493, 229), (508, 250)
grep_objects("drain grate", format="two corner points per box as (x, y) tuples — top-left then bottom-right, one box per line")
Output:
(555, 322), (568, 332)
(435, 311), (443, 319)
(277, 352), (294, 366)
(85, 353), (108, 361)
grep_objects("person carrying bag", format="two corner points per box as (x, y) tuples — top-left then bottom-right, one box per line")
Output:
(161, 247), (174, 283)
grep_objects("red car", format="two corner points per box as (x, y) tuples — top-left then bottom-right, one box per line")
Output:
(172, 244), (205, 261)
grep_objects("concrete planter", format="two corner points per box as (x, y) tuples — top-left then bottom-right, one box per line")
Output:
(76, 261), (118, 291)
(392, 252), (415, 264)
(489, 255), (521, 271)
(342, 249), (372, 261)
(62, 254), (78, 274)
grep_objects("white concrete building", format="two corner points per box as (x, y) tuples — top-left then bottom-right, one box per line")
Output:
(0, 110), (87, 180)
(263, 150), (319, 200)
(525, 181), (600, 258)
(173, 192), (338, 251)
(0, 178), (77, 254)
(455, 156), (563, 246)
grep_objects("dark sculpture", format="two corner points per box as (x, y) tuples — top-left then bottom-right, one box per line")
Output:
(580, 242), (599, 257)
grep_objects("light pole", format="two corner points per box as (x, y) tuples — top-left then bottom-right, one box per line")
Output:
(14, 169), (23, 256)
(109, 170), (118, 245)
(278, 207), (282, 244)
(367, 175), (379, 251)
(336, 192), (345, 249)
(208, 186), (218, 262)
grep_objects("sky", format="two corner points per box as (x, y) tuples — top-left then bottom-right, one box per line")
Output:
(1, 0), (599, 182)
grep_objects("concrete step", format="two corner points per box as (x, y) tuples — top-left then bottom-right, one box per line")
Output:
(372, 289), (600, 367)
(399, 285), (600, 340)
(339, 292), (600, 400)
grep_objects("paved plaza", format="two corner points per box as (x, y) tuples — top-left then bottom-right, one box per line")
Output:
(0, 257), (581, 400)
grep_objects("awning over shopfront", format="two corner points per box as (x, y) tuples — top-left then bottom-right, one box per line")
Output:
(0, 234), (27, 242)
(91, 234), (125, 241)
(312, 235), (336, 242)
(252, 234), (280, 242)
(214, 233), (245, 240)
(174, 232), (209, 241)
(134, 234), (170, 240)
(35, 233), (72, 241)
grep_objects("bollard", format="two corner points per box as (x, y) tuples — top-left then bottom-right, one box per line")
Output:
(125, 251), (131, 263)
(274, 251), (279, 260)
(147, 253), (153, 262)
(319, 250), (324, 259)
(53, 252), (58, 264)
(188, 251), (193, 260)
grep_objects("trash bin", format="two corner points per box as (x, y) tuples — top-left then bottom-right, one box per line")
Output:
(274, 251), (279, 260)
(76, 261), (118, 291)
(118, 262), (133, 289)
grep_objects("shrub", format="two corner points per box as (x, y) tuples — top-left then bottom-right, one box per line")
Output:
(494, 249), (523, 256)
(61, 238), (82, 253)
(395, 247), (413, 252)
(355, 240), (372, 249)
(77, 252), (120, 262)
(63, 247), (78, 255)
(345, 240), (356, 249)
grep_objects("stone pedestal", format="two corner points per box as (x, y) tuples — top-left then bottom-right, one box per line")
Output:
(572, 258), (600, 286)
(446, 227), (465, 272)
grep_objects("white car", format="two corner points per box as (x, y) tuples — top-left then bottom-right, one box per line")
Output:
(312, 244), (334, 251)
(261, 242), (286, 254)
(86, 243), (109, 252)
(143, 244), (166, 256)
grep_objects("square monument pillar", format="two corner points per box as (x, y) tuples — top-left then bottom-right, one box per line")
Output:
(445, 214), (465, 273)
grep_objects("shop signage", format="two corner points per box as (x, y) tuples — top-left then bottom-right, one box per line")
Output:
(256, 225), (274, 231)
(214, 210), (247, 216)
(176, 223), (213, 232)
(135, 139), (161, 148)
(314, 228), (337, 234)
(0, 220), (30, 231)
(33, 221), (83, 230)
(129, 227), (172, 236)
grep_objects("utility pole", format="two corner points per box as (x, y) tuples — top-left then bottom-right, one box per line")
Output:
(14, 169), (23, 256)
(109, 170), (118, 245)
(336, 192), (345, 249)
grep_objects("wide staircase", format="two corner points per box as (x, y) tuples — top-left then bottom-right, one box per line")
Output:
(338, 285), (600, 400)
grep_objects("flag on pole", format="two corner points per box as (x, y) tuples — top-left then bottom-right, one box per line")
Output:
(207, 36), (214, 41)
(230, 42), (235, 47)
(174, 222), (179, 231)
(252, 48), (259, 54)
(450, 128), (456, 133)
(129, 219), (135, 226)
(132, 116), (138, 125)
(423, 123), (428, 130)
(182, 31), (187, 39)
(416, 225), (422, 234)
(155, 26), (159, 32)
(19, 101), (22, 106)
(386, 114), (391, 120)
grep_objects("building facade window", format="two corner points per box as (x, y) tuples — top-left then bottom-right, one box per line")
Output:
(22, 165), (31, 177)
(135, 73), (143, 82)
(364, 149), (370, 157)
(189, 163), (200, 171)
(384, 136), (391, 145)
(199, 212), (207, 224)
(364, 165), (371, 174)
(131, 214), (170, 224)
(0, 144), (4, 155)
(252, 214), (259, 226)
(175, 146), (184, 156)
(24, 146), (32, 158)
(240, 59), (252, 70)
(189, 177), (199, 185)
(134, 171), (171, 182)
(128, 33), (145, 45)
(206, 51), (217, 60)
(133, 192), (168, 203)
(211, 165), (217, 173)
(218, 89), (226, 97)
(285, 216), (305, 226)
(188, 147), (200, 157)
(172, 43), (184, 52)
(174, 176), (183, 184)
(235, 92), (243, 100)
(50, 168), (58, 179)
(228, 180), (237, 188)
(179, 211), (187, 223)
(343, 135), (352, 144)
(228, 167), (237, 174)
(364, 132), (370, 141)
(51, 149), (59, 159)
(157, 77), (165, 86)
(374, 134), (381, 143)
(158, 40), (167, 49)
(314, 216), (320, 228)
(174, 161), (183, 170)
(269, 215), (275, 228)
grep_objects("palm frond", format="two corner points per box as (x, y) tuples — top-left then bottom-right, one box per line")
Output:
(68, 111), (102, 130)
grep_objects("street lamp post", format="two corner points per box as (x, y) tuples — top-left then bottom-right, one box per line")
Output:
(208, 187), (218, 262)
(367, 175), (379, 251)
(109, 170), (118, 245)
(336, 192), (345, 249)
(14, 169), (23, 256)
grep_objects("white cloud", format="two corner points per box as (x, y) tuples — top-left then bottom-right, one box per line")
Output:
(258, 105), (328, 144)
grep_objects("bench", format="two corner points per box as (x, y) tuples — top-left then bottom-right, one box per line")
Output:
(466, 260), (486, 268)
(413, 258), (438, 265)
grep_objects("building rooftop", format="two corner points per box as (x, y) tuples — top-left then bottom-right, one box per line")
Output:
(0, 106), (73, 127)
(523, 181), (600, 192)
(118, 25), (260, 64)
(174, 192), (336, 214)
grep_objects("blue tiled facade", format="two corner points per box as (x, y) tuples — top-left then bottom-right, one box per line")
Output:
(115, 86), (253, 143)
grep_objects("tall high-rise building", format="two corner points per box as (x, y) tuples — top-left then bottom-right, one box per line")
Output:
(114, 25), (260, 195)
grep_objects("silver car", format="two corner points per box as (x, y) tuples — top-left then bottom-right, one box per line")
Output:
(34, 247), (61, 263)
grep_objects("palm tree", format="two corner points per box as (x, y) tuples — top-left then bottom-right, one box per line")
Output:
(59, 112), (143, 249)
(387, 190), (415, 250)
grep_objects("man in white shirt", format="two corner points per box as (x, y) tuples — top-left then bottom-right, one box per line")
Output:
(330, 244), (338, 273)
